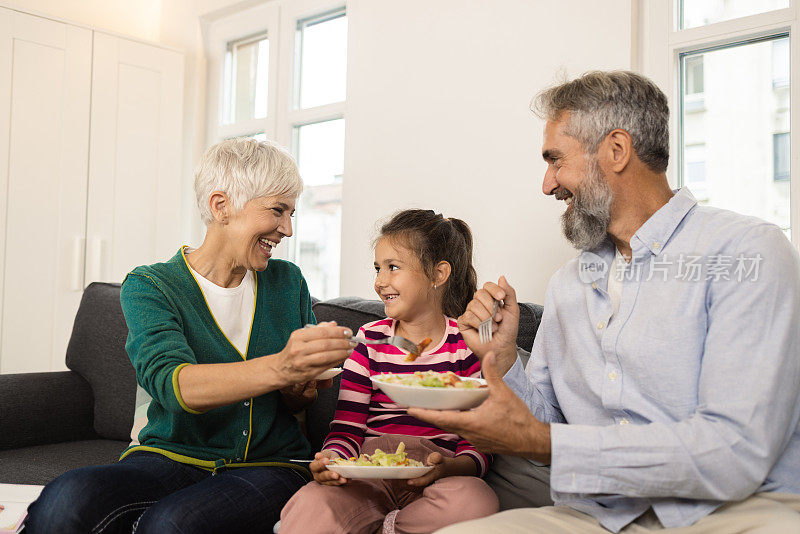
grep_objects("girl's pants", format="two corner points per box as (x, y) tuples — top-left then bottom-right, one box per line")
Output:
(280, 435), (499, 534)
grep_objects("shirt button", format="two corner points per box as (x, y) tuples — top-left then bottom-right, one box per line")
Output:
(608, 371), (617, 381)
(620, 418), (630, 425)
(652, 242), (661, 250)
(597, 321), (605, 330)
(244, 401), (250, 407)
(591, 282), (598, 290)
(242, 429), (248, 436)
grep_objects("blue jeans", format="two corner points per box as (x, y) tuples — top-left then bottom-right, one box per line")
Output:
(26, 452), (309, 534)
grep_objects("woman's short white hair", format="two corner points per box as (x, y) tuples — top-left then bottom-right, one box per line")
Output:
(194, 137), (303, 225)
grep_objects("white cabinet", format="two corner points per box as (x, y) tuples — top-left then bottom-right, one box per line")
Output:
(86, 33), (184, 286)
(0, 9), (184, 373)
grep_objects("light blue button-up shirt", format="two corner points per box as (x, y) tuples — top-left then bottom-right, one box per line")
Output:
(505, 188), (800, 532)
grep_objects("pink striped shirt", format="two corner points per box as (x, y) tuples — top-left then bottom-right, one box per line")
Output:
(322, 317), (490, 476)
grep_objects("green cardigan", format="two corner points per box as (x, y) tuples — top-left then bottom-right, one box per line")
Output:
(119, 247), (315, 474)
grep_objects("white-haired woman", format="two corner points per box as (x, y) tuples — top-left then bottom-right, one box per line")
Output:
(27, 138), (353, 534)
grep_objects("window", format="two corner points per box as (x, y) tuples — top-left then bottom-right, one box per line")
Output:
(206, 1), (347, 300)
(223, 34), (269, 124)
(295, 10), (347, 109)
(286, 9), (347, 300)
(679, 37), (790, 233)
(644, 1), (796, 246)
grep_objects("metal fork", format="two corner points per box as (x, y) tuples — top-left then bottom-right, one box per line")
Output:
(478, 300), (500, 343)
(304, 324), (418, 356)
(352, 335), (418, 355)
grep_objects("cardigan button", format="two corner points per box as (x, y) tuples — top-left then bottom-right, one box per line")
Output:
(244, 401), (250, 407)
(242, 429), (248, 436)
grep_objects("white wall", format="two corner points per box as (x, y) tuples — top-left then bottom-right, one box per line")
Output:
(340, 0), (634, 303)
(5, 0), (635, 304)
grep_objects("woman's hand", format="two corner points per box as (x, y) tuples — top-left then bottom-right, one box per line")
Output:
(406, 452), (477, 487)
(275, 322), (354, 386)
(279, 380), (319, 413)
(457, 276), (520, 375)
(310, 450), (348, 486)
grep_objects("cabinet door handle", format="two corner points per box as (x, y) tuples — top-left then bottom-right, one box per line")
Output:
(71, 236), (85, 291)
(88, 236), (104, 284)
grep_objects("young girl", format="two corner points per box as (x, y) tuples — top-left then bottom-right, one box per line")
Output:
(280, 209), (499, 534)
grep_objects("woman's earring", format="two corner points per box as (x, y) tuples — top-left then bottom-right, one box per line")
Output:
(433, 284), (437, 289)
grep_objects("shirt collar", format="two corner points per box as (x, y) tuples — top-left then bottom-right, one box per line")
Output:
(631, 187), (698, 258)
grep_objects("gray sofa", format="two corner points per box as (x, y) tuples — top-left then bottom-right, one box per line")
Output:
(0, 282), (549, 507)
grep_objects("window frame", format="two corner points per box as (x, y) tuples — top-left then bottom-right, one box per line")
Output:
(640, 0), (800, 251)
(203, 0), (347, 273)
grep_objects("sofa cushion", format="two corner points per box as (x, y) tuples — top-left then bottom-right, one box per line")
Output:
(65, 283), (137, 441)
(0, 371), (97, 450)
(312, 297), (385, 333)
(0, 439), (128, 485)
(517, 303), (544, 353)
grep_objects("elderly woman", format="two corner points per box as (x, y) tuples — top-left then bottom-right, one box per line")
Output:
(27, 138), (353, 533)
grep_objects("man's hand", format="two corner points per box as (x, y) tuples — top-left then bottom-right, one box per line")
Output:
(458, 276), (520, 375)
(408, 352), (551, 463)
(310, 450), (348, 486)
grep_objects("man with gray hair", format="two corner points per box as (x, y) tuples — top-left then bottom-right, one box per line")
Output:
(411, 71), (800, 532)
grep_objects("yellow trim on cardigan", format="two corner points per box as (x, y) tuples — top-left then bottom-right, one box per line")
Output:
(244, 397), (254, 461)
(172, 363), (202, 414)
(179, 246), (258, 363)
(119, 446), (311, 478)
(180, 245), (258, 458)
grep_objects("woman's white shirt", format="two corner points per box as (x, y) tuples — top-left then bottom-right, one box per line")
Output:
(607, 249), (628, 321)
(186, 260), (255, 356)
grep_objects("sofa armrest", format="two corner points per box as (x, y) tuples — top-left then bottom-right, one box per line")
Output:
(0, 371), (98, 449)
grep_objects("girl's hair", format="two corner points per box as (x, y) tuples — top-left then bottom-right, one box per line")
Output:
(378, 209), (477, 318)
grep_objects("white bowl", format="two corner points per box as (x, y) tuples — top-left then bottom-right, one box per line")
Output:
(315, 367), (343, 380)
(326, 464), (433, 479)
(371, 375), (489, 410)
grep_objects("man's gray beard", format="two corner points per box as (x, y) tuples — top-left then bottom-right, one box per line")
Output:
(561, 157), (613, 251)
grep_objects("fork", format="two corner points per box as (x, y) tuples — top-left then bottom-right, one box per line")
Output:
(304, 324), (419, 355)
(352, 335), (419, 355)
(478, 299), (500, 344)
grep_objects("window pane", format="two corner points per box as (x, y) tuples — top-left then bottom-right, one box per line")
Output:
(224, 35), (269, 124)
(293, 119), (345, 299)
(681, 0), (789, 29)
(297, 12), (347, 109)
(680, 37), (791, 238)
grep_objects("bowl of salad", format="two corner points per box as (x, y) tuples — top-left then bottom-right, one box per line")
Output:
(325, 442), (433, 479)
(371, 371), (489, 410)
